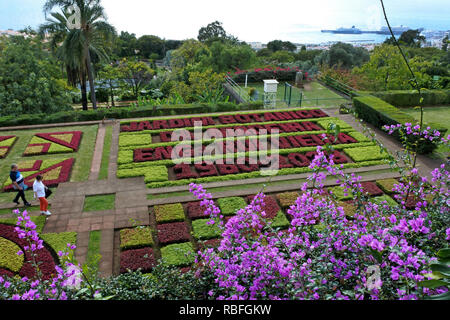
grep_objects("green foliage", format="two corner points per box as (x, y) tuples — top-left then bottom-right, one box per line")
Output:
(117, 165), (168, 183)
(344, 146), (389, 162)
(267, 40), (297, 52)
(0, 237), (24, 272)
(0, 102), (263, 128)
(371, 195), (399, 207)
(0, 36), (72, 116)
(120, 227), (153, 250)
(154, 203), (185, 224)
(353, 95), (446, 154)
(316, 42), (370, 69)
(160, 242), (196, 267)
(419, 248), (450, 300)
(0, 215), (46, 234)
(353, 44), (433, 91)
(118, 58), (155, 98)
(41, 232), (77, 262)
(83, 194), (116, 212)
(376, 179), (399, 195)
(217, 197), (247, 216)
(270, 211), (290, 229)
(192, 219), (222, 240)
(328, 186), (353, 201)
(276, 192), (300, 208)
(371, 90), (450, 107)
(119, 133), (152, 147)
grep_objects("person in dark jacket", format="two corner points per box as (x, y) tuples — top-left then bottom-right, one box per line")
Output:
(10, 164), (31, 207)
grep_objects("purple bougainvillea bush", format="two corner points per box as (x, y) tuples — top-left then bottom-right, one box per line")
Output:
(190, 141), (449, 300)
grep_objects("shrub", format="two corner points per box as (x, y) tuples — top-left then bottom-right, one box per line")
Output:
(119, 134), (152, 147)
(353, 95), (447, 154)
(344, 146), (389, 162)
(376, 179), (399, 195)
(117, 165), (168, 183)
(217, 197), (247, 216)
(157, 222), (190, 245)
(360, 182), (384, 197)
(0, 237), (24, 272)
(328, 186), (353, 201)
(276, 192), (300, 208)
(41, 232), (77, 262)
(271, 211), (290, 229)
(371, 195), (399, 207)
(192, 219), (222, 240)
(154, 203), (185, 224)
(186, 202), (211, 220)
(120, 228), (154, 251)
(371, 89), (450, 107)
(160, 242), (196, 267)
(120, 248), (156, 274)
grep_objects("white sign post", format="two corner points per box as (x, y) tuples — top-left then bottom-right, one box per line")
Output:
(263, 79), (278, 109)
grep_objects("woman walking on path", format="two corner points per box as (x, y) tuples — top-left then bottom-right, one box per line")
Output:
(33, 175), (51, 216)
(10, 164), (31, 207)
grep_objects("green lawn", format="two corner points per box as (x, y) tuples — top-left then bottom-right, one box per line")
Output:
(401, 106), (450, 160)
(0, 125), (98, 206)
(83, 194), (116, 212)
(98, 125), (113, 180)
(241, 81), (347, 108)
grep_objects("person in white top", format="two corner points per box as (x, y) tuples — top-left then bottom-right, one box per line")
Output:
(33, 175), (51, 216)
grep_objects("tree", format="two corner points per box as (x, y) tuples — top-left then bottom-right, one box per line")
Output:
(315, 42), (369, 69)
(97, 64), (121, 107)
(200, 41), (257, 73)
(353, 44), (432, 91)
(42, 0), (116, 110)
(114, 31), (138, 58)
(385, 29), (426, 48)
(137, 35), (165, 59)
(270, 50), (295, 63)
(118, 59), (155, 98)
(267, 40), (297, 52)
(197, 21), (238, 44)
(0, 36), (72, 116)
(442, 35), (449, 52)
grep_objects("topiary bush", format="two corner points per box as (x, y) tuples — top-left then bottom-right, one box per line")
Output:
(154, 203), (185, 224)
(120, 227), (154, 251)
(217, 197), (247, 216)
(160, 242), (196, 267)
(191, 219), (222, 240)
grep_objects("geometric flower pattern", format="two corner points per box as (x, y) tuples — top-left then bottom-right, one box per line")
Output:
(3, 158), (75, 191)
(0, 136), (17, 159)
(23, 131), (82, 156)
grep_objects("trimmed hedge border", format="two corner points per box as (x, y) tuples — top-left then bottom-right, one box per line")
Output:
(371, 89), (450, 107)
(353, 95), (447, 154)
(0, 102), (263, 128)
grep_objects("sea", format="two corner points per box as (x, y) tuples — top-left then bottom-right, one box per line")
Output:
(288, 31), (394, 45)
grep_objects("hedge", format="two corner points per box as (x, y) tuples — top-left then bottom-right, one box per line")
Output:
(371, 89), (450, 107)
(160, 242), (196, 267)
(0, 237), (24, 272)
(154, 203), (185, 224)
(353, 95), (447, 154)
(276, 192), (300, 208)
(376, 178), (399, 195)
(40, 232), (77, 262)
(191, 219), (222, 240)
(0, 102), (263, 128)
(271, 211), (290, 229)
(120, 227), (154, 251)
(371, 195), (399, 207)
(146, 160), (388, 189)
(344, 146), (389, 162)
(217, 197), (247, 216)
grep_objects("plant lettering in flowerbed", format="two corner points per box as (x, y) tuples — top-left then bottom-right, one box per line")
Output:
(24, 131), (82, 156)
(120, 109), (329, 133)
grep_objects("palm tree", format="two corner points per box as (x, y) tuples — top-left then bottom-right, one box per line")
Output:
(41, 0), (115, 110)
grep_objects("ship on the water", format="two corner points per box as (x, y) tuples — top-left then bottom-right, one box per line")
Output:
(321, 25), (420, 35)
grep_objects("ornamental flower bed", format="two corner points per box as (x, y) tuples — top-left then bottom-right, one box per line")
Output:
(154, 203), (185, 224)
(120, 247), (156, 274)
(0, 136), (17, 159)
(120, 227), (154, 251)
(23, 131), (82, 156)
(117, 108), (390, 189)
(186, 202), (212, 220)
(156, 222), (191, 245)
(3, 158), (75, 191)
(0, 224), (57, 280)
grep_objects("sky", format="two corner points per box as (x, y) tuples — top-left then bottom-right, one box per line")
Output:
(0, 0), (449, 43)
